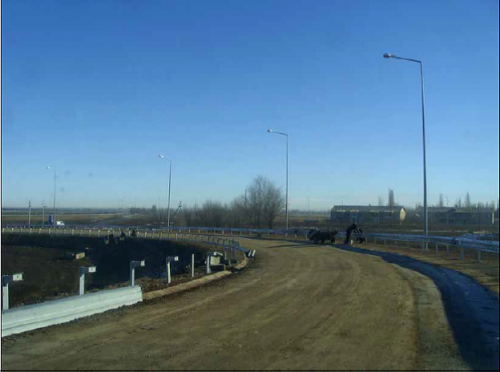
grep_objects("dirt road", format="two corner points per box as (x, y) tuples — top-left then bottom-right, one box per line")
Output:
(2, 239), (467, 370)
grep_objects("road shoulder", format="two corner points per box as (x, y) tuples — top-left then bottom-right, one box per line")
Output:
(391, 264), (470, 371)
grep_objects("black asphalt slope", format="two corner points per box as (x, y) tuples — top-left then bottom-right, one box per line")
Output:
(334, 244), (499, 371)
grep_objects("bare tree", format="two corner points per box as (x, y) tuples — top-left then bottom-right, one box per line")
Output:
(247, 175), (285, 229)
(378, 196), (384, 207)
(229, 195), (249, 228)
(465, 192), (472, 208)
(388, 189), (395, 208)
(262, 183), (285, 229)
(181, 206), (194, 226)
(199, 200), (227, 227)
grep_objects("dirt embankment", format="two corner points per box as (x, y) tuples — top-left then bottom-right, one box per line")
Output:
(1, 234), (220, 308)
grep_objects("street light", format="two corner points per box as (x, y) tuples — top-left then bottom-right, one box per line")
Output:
(267, 129), (289, 231)
(159, 155), (173, 230)
(42, 200), (46, 227)
(383, 52), (428, 239)
(46, 166), (56, 225)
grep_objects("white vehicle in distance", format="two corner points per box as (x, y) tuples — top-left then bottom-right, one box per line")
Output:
(55, 221), (65, 226)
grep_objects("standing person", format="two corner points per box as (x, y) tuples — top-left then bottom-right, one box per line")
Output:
(345, 223), (360, 244)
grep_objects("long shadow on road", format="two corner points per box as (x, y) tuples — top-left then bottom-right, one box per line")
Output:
(332, 243), (499, 371)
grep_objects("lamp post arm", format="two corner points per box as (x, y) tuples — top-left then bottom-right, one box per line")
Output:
(391, 55), (422, 64)
(273, 131), (288, 137)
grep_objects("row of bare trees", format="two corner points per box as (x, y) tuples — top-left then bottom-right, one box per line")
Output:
(180, 176), (285, 229)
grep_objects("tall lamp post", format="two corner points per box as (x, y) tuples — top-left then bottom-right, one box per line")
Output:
(267, 129), (289, 231)
(159, 155), (173, 230)
(383, 52), (428, 239)
(46, 166), (56, 225)
(42, 200), (46, 227)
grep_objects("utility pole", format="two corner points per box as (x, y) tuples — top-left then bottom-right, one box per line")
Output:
(28, 201), (31, 228)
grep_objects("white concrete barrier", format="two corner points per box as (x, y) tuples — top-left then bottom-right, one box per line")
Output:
(1, 286), (143, 337)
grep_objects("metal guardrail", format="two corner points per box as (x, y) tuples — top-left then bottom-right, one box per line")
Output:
(1, 226), (250, 254)
(2, 225), (497, 255)
(344, 232), (499, 254)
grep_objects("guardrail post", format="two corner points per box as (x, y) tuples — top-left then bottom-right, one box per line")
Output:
(383, 240), (387, 246)
(166, 256), (179, 284)
(435, 243), (439, 254)
(98, 230), (101, 237)
(2, 273), (24, 311)
(460, 247), (464, 260)
(2, 279), (10, 310)
(191, 254), (195, 278)
(79, 266), (96, 295)
(446, 245), (450, 257)
(130, 261), (145, 286)
(206, 254), (211, 274)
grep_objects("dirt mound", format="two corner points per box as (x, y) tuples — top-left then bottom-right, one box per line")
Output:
(1, 234), (218, 308)
(1, 245), (94, 306)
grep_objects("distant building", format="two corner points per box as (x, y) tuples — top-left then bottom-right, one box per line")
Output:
(419, 207), (495, 226)
(330, 205), (406, 225)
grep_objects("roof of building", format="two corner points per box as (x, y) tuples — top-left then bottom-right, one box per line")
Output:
(418, 207), (495, 214)
(331, 205), (405, 213)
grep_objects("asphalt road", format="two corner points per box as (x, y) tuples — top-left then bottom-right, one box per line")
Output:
(2, 239), (471, 370)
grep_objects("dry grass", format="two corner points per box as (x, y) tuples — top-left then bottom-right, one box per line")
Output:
(352, 240), (499, 296)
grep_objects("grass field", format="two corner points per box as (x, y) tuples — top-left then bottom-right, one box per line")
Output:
(1, 213), (121, 226)
(2, 210), (498, 238)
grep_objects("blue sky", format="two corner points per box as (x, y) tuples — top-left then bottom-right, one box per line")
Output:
(1, 0), (499, 210)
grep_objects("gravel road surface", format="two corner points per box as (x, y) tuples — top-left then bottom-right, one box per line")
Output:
(2, 239), (470, 370)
